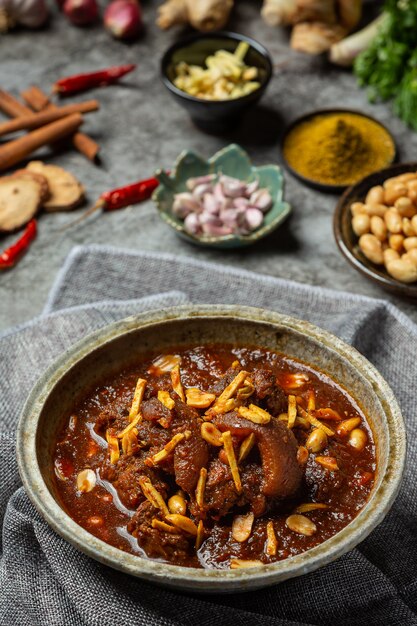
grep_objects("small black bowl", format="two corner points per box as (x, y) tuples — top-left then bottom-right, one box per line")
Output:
(281, 108), (397, 193)
(334, 161), (417, 299)
(160, 31), (273, 134)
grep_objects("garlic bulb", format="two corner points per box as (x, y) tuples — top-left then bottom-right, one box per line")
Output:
(0, 0), (49, 31)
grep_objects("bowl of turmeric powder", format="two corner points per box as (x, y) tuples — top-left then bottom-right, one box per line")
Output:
(281, 109), (396, 192)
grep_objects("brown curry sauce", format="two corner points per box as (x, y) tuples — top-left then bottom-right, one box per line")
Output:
(53, 345), (376, 569)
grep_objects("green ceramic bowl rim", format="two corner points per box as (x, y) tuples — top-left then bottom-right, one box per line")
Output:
(16, 305), (406, 592)
(153, 144), (291, 247)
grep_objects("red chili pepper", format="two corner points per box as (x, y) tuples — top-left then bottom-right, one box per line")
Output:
(0, 219), (37, 269)
(98, 177), (159, 211)
(62, 176), (161, 230)
(53, 64), (137, 95)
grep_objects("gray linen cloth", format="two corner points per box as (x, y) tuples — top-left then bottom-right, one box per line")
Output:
(1, 244), (417, 626)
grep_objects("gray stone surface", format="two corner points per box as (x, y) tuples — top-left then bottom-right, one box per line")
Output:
(0, 0), (415, 332)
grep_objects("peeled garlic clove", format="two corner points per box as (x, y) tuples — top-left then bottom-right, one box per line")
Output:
(172, 192), (200, 218)
(184, 212), (201, 235)
(233, 197), (249, 210)
(203, 193), (220, 214)
(220, 208), (239, 229)
(250, 188), (272, 213)
(213, 182), (226, 202)
(186, 174), (215, 191)
(193, 183), (212, 200)
(244, 180), (259, 197)
(220, 175), (247, 198)
(244, 207), (264, 231)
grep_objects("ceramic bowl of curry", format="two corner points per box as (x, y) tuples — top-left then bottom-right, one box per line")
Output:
(16, 305), (405, 592)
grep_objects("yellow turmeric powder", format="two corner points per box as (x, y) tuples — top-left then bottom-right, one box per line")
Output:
(283, 112), (395, 186)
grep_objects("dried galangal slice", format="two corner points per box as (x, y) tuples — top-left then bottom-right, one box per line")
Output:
(186, 387), (216, 408)
(232, 512), (254, 542)
(27, 161), (84, 212)
(0, 175), (42, 232)
(294, 502), (329, 514)
(158, 390), (175, 410)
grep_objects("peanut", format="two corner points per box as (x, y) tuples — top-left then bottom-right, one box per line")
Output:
(352, 214), (370, 237)
(404, 237), (417, 251)
(396, 173), (417, 184)
(389, 234), (404, 252)
(365, 185), (385, 205)
(383, 248), (400, 266)
(348, 428), (367, 451)
(358, 234), (384, 265)
(386, 258), (417, 283)
(403, 218), (415, 237)
(350, 201), (366, 216)
(363, 203), (387, 218)
(384, 185), (408, 205)
(394, 196), (416, 218)
(168, 493), (187, 516)
(306, 428), (328, 453)
(411, 214), (417, 235)
(286, 514), (317, 537)
(384, 208), (402, 233)
(403, 249), (417, 265)
(370, 215), (387, 241)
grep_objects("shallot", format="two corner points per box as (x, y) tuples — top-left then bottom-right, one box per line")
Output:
(0, 0), (48, 31)
(104, 0), (143, 40)
(63, 0), (98, 26)
(173, 174), (273, 238)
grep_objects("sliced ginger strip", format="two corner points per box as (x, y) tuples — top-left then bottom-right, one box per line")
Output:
(214, 370), (248, 407)
(230, 559), (263, 569)
(297, 405), (334, 436)
(205, 397), (236, 420)
(287, 395), (297, 429)
(238, 404), (271, 425)
(266, 521), (278, 556)
(165, 514), (198, 536)
(152, 519), (181, 534)
(121, 428), (138, 456)
(128, 377), (147, 421)
(139, 477), (169, 516)
(196, 520), (205, 550)
(238, 433), (256, 463)
(146, 431), (190, 467)
(221, 430), (242, 494)
(170, 364), (185, 401)
(294, 502), (330, 514)
(106, 430), (120, 465)
(307, 390), (315, 412)
(117, 412), (142, 439)
(158, 390), (175, 410)
(195, 467), (207, 508)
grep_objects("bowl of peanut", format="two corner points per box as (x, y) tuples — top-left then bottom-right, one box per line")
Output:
(334, 162), (417, 298)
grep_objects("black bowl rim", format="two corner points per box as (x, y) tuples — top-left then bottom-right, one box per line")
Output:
(333, 161), (417, 298)
(281, 108), (397, 194)
(160, 30), (273, 106)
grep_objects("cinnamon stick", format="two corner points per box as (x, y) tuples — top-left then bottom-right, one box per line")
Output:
(0, 113), (83, 171)
(0, 100), (98, 137)
(0, 89), (33, 117)
(21, 86), (100, 162)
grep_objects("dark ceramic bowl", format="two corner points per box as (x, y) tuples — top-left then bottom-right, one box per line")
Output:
(334, 162), (417, 298)
(281, 109), (397, 193)
(17, 306), (405, 592)
(160, 31), (273, 133)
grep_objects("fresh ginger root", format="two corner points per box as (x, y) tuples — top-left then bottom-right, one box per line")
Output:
(262, 0), (336, 27)
(157, 0), (234, 32)
(262, 0), (362, 54)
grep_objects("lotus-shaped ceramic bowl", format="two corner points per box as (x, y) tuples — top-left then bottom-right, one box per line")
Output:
(152, 144), (291, 250)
